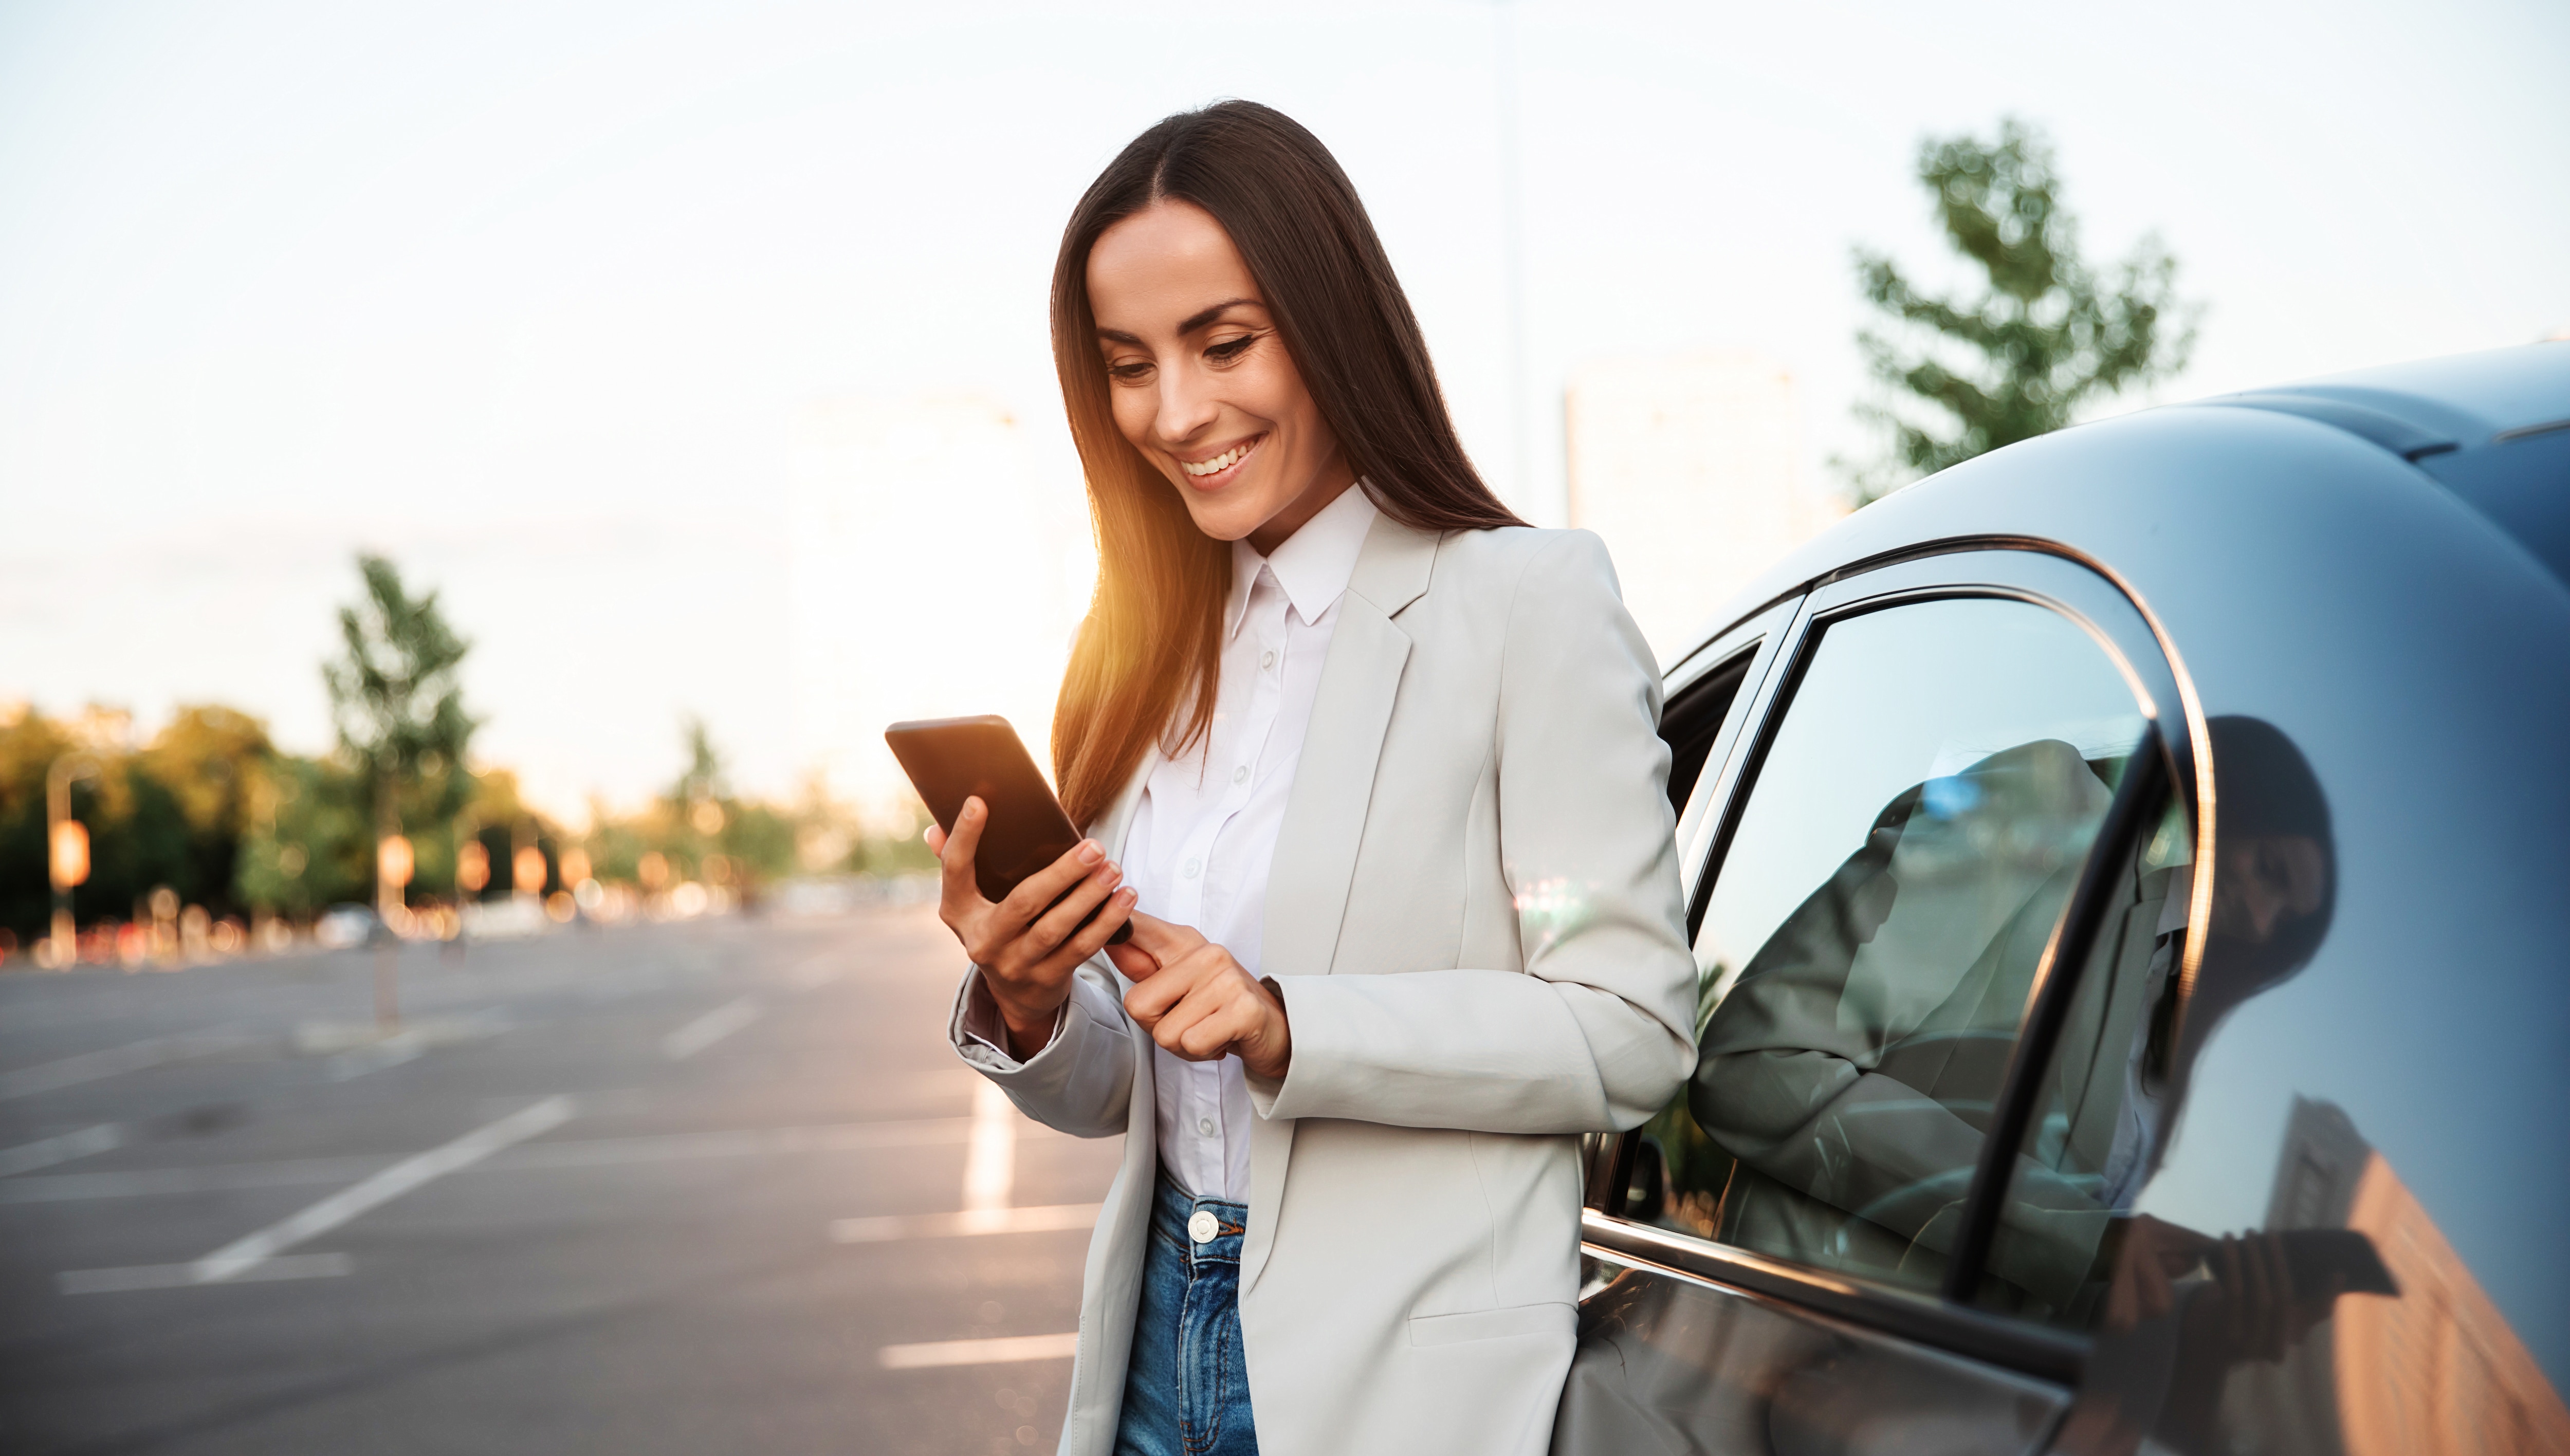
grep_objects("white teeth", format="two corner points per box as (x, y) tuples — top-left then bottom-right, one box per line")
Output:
(1181, 439), (1257, 477)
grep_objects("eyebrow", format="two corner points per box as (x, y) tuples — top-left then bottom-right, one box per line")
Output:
(1095, 297), (1263, 346)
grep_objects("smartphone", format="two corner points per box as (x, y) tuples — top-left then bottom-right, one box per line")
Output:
(2277, 1228), (2400, 1300)
(883, 714), (1132, 947)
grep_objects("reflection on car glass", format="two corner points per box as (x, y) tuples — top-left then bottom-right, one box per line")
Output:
(1624, 596), (2148, 1295)
(2013, 718), (2570, 1453)
(1688, 736), (2118, 1292)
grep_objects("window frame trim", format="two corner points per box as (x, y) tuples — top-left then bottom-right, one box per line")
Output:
(1588, 540), (2209, 1381)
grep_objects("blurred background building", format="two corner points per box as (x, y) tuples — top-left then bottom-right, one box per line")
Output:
(1565, 352), (1842, 662)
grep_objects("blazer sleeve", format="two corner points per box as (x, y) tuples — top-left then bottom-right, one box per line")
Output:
(1254, 530), (1698, 1134)
(946, 959), (1135, 1139)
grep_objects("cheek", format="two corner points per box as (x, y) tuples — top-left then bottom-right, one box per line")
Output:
(1110, 390), (1156, 451)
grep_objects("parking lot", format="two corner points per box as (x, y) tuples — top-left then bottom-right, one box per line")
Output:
(0, 905), (1116, 1455)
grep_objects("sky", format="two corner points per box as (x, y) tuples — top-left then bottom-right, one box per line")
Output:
(3, 0), (2564, 818)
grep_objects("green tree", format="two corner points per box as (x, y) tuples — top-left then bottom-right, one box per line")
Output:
(322, 555), (477, 911)
(1846, 118), (2198, 503)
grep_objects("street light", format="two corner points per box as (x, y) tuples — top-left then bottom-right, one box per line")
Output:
(44, 754), (100, 969)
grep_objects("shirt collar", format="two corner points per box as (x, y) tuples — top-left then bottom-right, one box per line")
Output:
(1224, 482), (1379, 638)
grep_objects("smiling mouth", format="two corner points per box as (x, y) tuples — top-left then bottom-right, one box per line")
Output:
(1179, 435), (1264, 482)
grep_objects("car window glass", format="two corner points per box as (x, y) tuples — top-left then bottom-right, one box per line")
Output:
(1624, 595), (2146, 1298)
(1976, 714), (2570, 1447)
(1967, 792), (2190, 1324)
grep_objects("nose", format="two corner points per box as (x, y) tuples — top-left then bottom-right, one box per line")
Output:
(1153, 362), (1218, 448)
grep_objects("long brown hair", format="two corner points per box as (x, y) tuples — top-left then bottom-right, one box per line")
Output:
(1050, 100), (1523, 827)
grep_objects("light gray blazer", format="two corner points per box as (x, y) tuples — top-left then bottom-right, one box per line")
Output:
(947, 514), (1696, 1456)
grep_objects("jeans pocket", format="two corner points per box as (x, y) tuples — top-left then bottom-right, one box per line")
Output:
(1406, 1301), (1574, 1348)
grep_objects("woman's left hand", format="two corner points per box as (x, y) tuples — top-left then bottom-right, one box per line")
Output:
(1108, 913), (1292, 1081)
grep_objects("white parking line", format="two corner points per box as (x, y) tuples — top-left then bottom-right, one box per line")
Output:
(0, 1123), (121, 1178)
(54, 1096), (574, 1293)
(831, 1203), (1100, 1244)
(59, 1254), (352, 1296)
(3, 1113), (1038, 1204)
(0, 1029), (255, 1100)
(878, 1332), (1079, 1370)
(662, 997), (764, 1060)
(963, 1079), (1014, 1211)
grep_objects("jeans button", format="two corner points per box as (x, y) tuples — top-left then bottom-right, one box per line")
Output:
(1188, 1209), (1219, 1245)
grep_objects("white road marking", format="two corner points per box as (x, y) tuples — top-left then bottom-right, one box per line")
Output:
(831, 1203), (1101, 1244)
(325, 1030), (424, 1081)
(662, 997), (765, 1060)
(59, 1254), (352, 1296)
(0, 1029), (255, 1100)
(963, 1079), (1015, 1212)
(188, 1097), (574, 1283)
(50, 1096), (579, 1293)
(0, 1123), (121, 1178)
(877, 1332), (1079, 1370)
(2, 1113), (1049, 1204)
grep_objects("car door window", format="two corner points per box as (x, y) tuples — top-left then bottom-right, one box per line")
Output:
(1624, 594), (2148, 1297)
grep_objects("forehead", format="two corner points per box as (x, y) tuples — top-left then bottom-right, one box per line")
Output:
(1087, 200), (1261, 330)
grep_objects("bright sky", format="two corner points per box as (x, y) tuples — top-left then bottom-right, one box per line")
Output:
(4, 0), (2563, 816)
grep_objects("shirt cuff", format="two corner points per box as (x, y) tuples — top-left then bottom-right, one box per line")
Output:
(957, 967), (1068, 1069)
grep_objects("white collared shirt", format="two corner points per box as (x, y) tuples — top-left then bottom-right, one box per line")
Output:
(1123, 484), (1376, 1200)
(954, 484), (1376, 1202)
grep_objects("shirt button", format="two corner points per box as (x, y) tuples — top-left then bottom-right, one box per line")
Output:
(1198, 1117), (1216, 1136)
(1183, 857), (1201, 879)
(1232, 765), (1249, 784)
(1188, 1209), (1219, 1245)
(1260, 650), (1277, 671)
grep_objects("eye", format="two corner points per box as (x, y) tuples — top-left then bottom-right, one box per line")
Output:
(1105, 359), (1154, 384)
(1205, 334), (1256, 364)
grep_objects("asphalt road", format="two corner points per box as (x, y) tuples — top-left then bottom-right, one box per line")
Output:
(0, 904), (1119, 1455)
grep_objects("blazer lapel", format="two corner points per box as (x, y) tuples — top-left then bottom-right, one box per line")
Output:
(1243, 515), (1437, 1297)
(1259, 513), (1439, 980)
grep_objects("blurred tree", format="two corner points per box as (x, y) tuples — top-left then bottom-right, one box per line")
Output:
(234, 754), (370, 919)
(137, 706), (270, 919)
(1845, 118), (2199, 503)
(0, 709), (81, 943)
(323, 555), (477, 910)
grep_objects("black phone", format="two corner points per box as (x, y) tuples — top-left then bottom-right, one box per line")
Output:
(883, 714), (1132, 947)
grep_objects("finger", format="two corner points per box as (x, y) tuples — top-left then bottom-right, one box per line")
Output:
(1124, 946), (1227, 1024)
(924, 824), (946, 855)
(1044, 886), (1140, 973)
(1105, 938), (1160, 982)
(1156, 969), (1255, 1060)
(939, 799), (988, 907)
(1176, 990), (1264, 1061)
(1123, 911), (1207, 960)
(1020, 862), (1125, 961)
(990, 839), (1109, 937)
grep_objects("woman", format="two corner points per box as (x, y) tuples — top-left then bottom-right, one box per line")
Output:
(931, 101), (1694, 1456)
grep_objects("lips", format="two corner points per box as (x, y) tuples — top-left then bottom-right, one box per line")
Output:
(1178, 434), (1264, 484)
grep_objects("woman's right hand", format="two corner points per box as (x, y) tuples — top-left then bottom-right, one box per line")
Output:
(928, 797), (1137, 1061)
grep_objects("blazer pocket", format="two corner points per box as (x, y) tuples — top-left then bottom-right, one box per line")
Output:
(1407, 1301), (1573, 1348)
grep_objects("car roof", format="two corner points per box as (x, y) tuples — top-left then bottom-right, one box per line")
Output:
(2201, 341), (2570, 445)
(1673, 343), (2570, 667)
(2181, 343), (2570, 586)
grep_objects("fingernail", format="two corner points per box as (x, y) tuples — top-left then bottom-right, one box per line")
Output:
(1117, 888), (1136, 904)
(1077, 840), (1103, 865)
(962, 798), (982, 819)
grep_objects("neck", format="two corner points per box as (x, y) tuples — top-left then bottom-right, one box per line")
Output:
(1245, 464), (1358, 556)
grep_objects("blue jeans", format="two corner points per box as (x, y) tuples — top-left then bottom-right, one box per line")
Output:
(1114, 1174), (1259, 1456)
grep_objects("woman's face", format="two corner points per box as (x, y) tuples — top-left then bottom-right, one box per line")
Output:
(1087, 199), (1355, 554)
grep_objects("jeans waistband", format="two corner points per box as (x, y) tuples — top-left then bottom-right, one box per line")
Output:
(1152, 1171), (1247, 1271)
